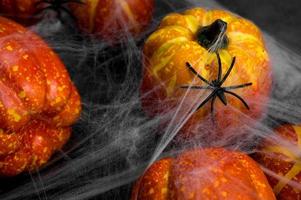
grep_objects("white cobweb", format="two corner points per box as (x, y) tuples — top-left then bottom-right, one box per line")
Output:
(1, 0), (301, 199)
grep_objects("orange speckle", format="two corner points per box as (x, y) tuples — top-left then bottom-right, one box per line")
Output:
(222, 191), (228, 197)
(148, 188), (154, 195)
(18, 91), (26, 99)
(22, 54), (29, 60)
(5, 45), (13, 51)
(7, 109), (21, 122)
(12, 65), (19, 72)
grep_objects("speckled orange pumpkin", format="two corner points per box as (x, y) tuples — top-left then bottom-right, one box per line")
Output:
(132, 148), (276, 200)
(140, 8), (272, 139)
(253, 124), (301, 199)
(0, 17), (81, 176)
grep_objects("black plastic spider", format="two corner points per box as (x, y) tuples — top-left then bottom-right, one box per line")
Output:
(35, 0), (84, 22)
(181, 52), (252, 114)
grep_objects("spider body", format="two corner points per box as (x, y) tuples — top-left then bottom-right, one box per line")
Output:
(181, 53), (252, 114)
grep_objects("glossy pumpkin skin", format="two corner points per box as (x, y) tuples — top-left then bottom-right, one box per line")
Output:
(141, 8), (271, 139)
(131, 148), (276, 200)
(253, 124), (301, 199)
(0, 17), (81, 176)
(69, 0), (154, 43)
(0, 0), (40, 25)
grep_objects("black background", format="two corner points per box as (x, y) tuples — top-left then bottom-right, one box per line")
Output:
(218, 0), (301, 51)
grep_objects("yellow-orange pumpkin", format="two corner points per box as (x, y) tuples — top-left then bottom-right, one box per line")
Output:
(140, 8), (271, 139)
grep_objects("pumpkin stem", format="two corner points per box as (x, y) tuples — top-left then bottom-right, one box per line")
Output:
(197, 19), (229, 52)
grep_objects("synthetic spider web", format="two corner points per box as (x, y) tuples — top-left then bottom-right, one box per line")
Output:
(0, 0), (301, 199)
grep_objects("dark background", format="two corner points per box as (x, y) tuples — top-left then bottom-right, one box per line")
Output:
(218, 0), (301, 51)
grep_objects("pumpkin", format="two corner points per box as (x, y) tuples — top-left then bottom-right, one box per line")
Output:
(0, 0), (39, 25)
(0, 0), (83, 25)
(140, 8), (271, 139)
(0, 16), (81, 176)
(253, 124), (301, 199)
(69, 0), (154, 43)
(131, 148), (276, 200)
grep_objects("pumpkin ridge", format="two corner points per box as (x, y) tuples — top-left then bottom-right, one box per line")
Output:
(144, 25), (193, 59)
(227, 32), (264, 48)
(202, 9), (237, 27)
(235, 154), (266, 199)
(89, 0), (100, 33)
(15, 39), (65, 114)
(0, 35), (47, 114)
(150, 36), (189, 62)
(19, 33), (72, 114)
(183, 15), (199, 33)
(273, 163), (301, 195)
(271, 126), (301, 195)
(117, 0), (140, 33)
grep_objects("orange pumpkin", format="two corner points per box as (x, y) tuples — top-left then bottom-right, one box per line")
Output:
(0, 17), (81, 176)
(0, 0), (83, 25)
(253, 124), (301, 199)
(0, 0), (39, 25)
(69, 0), (154, 43)
(131, 148), (276, 200)
(140, 8), (272, 139)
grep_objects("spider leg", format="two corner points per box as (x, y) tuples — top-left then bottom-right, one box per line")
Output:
(217, 90), (227, 106)
(224, 90), (250, 110)
(180, 85), (213, 90)
(186, 62), (212, 86)
(216, 52), (222, 82)
(210, 95), (217, 123)
(210, 94), (217, 113)
(220, 57), (236, 85)
(196, 89), (217, 110)
(224, 83), (252, 90)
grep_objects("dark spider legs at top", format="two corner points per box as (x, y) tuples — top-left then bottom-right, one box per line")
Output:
(34, 0), (84, 22)
(181, 52), (252, 115)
